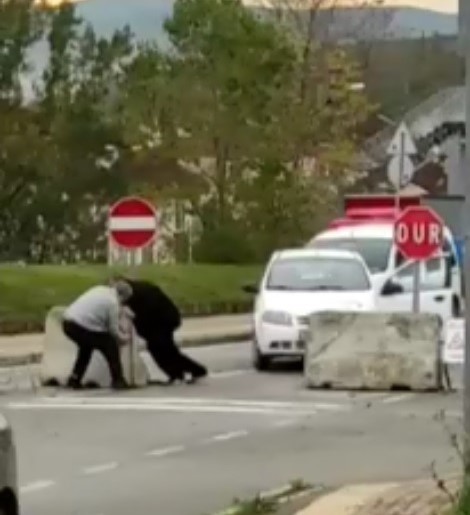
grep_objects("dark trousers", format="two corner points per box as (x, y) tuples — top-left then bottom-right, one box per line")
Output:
(145, 330), (207, 381)
(63, 320), (125, 384)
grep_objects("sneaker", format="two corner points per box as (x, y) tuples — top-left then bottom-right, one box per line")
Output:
(111, 379), (130, 390)
(185, 369), (208, 384)
(66, 377), (82, 390)
(167, 376), (184, 385)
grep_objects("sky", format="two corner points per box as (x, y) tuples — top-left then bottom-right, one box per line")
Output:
(382, 0), (457, 12)
(38, 0), (458, 13)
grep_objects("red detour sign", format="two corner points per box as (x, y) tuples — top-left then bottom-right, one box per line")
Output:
(108, 197), (157, 250)
(394, 206), (444, 261)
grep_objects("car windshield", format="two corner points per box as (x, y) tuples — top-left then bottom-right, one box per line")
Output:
(266, 256), (371, 292)
(309, 237), (391, 273)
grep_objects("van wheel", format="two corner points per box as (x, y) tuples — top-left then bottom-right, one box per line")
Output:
(253, 344), (270, 371)
(0, 489), (18, 515)
(452, 297), (461, 317)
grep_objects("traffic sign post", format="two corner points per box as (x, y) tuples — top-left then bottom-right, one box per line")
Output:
(387, 122), (417, 209)
(108, 196), (158, 386)
(394, 206), (444, 313)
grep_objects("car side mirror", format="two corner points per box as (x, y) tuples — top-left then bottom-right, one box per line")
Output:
(242, 284), (259, 294)
(381, 280), (404, 296)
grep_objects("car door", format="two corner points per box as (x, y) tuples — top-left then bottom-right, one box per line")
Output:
(375, 257), (453, 321)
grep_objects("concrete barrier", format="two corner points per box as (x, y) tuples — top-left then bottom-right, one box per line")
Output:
(40, 307), (149, 388)
(304, 312), (442, 391)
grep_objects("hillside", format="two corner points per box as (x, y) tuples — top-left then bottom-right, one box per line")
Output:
(24, 2), (458, 97)
(68, 2), (459, 42)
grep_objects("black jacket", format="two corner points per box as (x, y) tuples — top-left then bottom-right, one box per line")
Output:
(125, 280), (181, 337)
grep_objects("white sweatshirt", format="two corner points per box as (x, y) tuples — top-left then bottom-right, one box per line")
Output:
(64, 285), (121, 339)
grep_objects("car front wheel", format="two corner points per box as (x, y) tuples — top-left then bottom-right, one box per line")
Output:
(252, 343), (270, 371)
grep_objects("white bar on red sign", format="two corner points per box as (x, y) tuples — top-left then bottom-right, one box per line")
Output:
(109, 217), (157, 231)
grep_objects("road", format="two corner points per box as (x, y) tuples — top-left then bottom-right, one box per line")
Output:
(0, 342), (464, 515)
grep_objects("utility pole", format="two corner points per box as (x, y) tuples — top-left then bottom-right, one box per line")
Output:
(461, 0), (470, 474)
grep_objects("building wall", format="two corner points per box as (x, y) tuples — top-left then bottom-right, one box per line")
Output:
(442, 133), (466, 196)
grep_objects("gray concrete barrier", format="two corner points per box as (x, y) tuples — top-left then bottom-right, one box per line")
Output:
(304, 312), (442, 391)
(40, 307), (149, 388)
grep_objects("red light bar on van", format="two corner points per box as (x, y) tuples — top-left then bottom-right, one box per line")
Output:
(344, 194), (421, 217)
(327, 195), (423, 229)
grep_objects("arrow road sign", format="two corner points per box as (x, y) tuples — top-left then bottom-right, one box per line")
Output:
(387, 154), (414, 189)
(386, 122), (417, 156)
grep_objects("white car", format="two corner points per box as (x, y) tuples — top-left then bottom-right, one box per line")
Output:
(244, 248), (375, 370)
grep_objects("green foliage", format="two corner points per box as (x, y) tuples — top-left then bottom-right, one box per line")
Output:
(0, 1), (134, 262)
(231, 494), (278, 514)
(0, 0), (374, 265)
(451, 479), (470, 515)
(194, 224), (255, 264)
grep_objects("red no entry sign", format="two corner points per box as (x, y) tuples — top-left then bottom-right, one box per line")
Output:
(394, 206), (444, 261)
(108, 197), (157, 250)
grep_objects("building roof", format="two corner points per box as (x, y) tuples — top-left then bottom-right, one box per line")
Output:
(399, 183), (427, 196)
(363, 86), (465, 166)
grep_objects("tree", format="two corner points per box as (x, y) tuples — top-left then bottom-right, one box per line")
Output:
(118, 0), (372, 262)
(0, 1), (135, 262)
(33, 5), (134, 261)
(163, 0), (297, 227)
(0, 0), (49, 259)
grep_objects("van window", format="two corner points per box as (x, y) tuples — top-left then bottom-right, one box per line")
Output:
(443, 237), (456, 267)
(396, 235), (456, 274)
(395, 250), (413, 276)
(310, 238), (391, 273)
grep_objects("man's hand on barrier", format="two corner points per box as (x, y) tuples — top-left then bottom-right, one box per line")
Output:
(118, 337), (130, 348)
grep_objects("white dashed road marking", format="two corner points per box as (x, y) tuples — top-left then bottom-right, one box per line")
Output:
(272, 419), (301, 428)
(382, 394), (416, 404)
(7, 396), (341, 416)
(210, 430), (249, 442)
(83, 462), (119, 475)
(20, 479), (56, 494)
(210, 370), (248, 379)
(146, 445), (185, 457)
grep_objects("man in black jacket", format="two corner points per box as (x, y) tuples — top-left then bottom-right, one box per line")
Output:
(113, 277), (207, 384)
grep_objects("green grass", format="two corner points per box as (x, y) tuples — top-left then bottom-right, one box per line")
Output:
(449, 480), (470, 515)
(0, 264), (262, 333)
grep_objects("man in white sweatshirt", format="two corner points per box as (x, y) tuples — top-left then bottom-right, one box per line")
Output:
(62, 281), (133, 390)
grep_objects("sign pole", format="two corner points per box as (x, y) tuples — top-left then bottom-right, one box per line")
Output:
(108, 196), (158, 389)
(128, 249), (136, 387)
(387, 122), (417, 208)
(395, 130), (405, 212)
(394, 206), (444, 317)
(412, 261), (420, 313)
(463, 0), (470, 473)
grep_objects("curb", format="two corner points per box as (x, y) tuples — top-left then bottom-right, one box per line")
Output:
(0, 331), (252, 368)
(178, 330), (252, 347)
(212, 482), (326, 515)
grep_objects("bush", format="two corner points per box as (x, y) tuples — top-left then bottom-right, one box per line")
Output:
(193, 225), (255, 264)
(452, 479), (470, 515)
(0, 264), (262, 334)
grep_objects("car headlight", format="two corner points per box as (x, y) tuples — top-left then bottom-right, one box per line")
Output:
(262, 310), (293, 326)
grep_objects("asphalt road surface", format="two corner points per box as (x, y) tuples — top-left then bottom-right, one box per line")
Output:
(0, 342), (464, 515)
